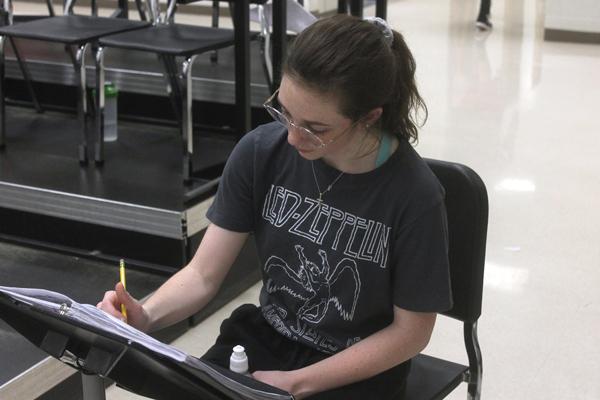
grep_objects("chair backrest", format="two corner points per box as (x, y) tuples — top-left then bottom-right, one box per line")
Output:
(425, 159), (488, 324)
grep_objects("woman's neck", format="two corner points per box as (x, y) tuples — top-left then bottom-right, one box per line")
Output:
(322, 131), (398, 174)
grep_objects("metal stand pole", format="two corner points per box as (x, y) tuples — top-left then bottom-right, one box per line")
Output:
(81, 373), (106, 400)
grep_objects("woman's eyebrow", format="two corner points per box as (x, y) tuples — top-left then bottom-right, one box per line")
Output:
(278, 98), (331, 127)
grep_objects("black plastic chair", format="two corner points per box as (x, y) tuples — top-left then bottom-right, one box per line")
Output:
(404, 159), (488, 400)
(94, 0), (259, 184)
(0, 1), (53, 114)
(0, 0), (150, 162)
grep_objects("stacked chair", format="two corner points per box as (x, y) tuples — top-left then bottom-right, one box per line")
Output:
(91, 0), (316, 186)
(0, 0), (271, 183)
(93, 0), (259, 183)
(0, 0), (296, 185)
(0, 0), (150, 162)
(0, 0), (49, 115)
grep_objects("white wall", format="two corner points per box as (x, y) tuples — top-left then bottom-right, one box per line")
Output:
(545, 0), (600, 32)
(305, 0), (338, 14)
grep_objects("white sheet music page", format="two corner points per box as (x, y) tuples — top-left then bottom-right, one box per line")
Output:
(0, 285), (187, 361)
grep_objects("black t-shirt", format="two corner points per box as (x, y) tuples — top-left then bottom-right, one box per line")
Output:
(207, 122), (452, 354)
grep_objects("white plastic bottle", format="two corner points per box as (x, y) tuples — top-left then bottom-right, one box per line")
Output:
(229, 345), (250, 375)
(103, 82), (118, 142)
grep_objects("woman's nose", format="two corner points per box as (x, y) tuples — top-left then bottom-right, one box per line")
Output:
(287, 125), (305, 147)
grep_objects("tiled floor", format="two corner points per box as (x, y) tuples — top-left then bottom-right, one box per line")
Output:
(9, 0), (600, 399)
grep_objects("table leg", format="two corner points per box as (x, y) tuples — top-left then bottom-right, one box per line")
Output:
(233, 0), (250, 137)
(271, 0), (286, 90)
(0, 35), (6, 149)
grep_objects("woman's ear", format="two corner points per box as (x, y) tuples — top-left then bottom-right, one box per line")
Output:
(363, 107), (383, 127)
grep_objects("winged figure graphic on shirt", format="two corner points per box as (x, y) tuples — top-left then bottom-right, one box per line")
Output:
(264, 245), (361, 326)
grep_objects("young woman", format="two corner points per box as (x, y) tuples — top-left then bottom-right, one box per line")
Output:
(98, 14), (452, 400)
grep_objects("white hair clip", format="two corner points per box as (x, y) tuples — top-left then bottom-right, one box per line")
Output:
(365, 16), (393, 47)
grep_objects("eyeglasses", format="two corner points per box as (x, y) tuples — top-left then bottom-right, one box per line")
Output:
(263, 89), (356, 150)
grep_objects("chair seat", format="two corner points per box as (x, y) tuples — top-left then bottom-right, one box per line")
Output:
(0, 15), (150, 44)
(405, 354), (468, 400)
(99, 24), (236, 56)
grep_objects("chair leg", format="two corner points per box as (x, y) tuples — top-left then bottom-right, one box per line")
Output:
(464, 321), (483, 400)
(75, 43), (89, 164)
(376, 0), (387, 19)
(9, 38), (43, 113)
(65, 44), (77, 72)
(259, 38), (273, 92)
(133, 0), (147, 20)
(45, 0), (56, 16)
(165, 0), (177, 23)
(117, 0), (129, 19)
(94, 46), (105, 164)
(147, 0), (159, 24)
(349, 0), (363, 18)
(257, 5), (273, 91)
(0, 35), (6, 149)
(64, 0), (76, 16)
(180, 55), (197, 183)
(228, 2), (235, 29)
(210, 0), (220, 64)
(158, 54), (183, 128)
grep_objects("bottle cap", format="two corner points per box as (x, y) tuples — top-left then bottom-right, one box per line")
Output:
(105, 82), (118, 98)
(229, 345), (249, 374)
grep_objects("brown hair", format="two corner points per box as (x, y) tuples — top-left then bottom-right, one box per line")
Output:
(283, 14), (427, 143)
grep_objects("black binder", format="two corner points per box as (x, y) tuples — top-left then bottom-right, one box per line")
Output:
(0, 287), (293, 400)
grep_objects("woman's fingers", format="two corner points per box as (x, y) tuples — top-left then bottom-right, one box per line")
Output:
(97, 290), (123, 319)
(115, 282), (136, 311)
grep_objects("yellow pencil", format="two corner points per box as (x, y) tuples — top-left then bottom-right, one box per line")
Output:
(119, 259), (127, 319)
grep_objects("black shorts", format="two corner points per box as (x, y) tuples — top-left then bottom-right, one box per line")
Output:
(201, 304), (410, 400)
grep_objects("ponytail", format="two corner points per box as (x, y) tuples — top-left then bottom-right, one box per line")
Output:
(284, 14), (427, 143)
(382, 30), (428, 143)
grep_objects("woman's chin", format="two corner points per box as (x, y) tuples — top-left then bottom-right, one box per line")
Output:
(295, 147), (319, 159)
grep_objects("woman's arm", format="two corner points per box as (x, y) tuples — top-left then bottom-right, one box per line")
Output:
(253, 306), (436, 399)
(98, 224), (249, 332)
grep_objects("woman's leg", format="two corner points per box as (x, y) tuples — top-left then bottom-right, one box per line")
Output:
(305, 359), (411, 400)
(201, 304), (290, 371)
(476, 0), (492, 30)
(202, 304), (411, 399)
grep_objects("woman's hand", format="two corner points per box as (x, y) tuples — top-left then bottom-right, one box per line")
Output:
(253, 307), (436, 399)
(96, 282), (150, 332)
(252, 370), (307, 399)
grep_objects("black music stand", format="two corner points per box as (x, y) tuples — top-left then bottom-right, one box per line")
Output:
(0, 288), (293, 400)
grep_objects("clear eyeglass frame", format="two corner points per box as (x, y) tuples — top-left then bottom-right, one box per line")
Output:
(263, 89), (330, 149)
